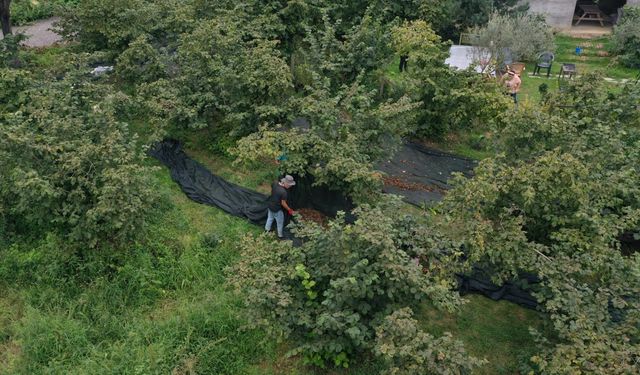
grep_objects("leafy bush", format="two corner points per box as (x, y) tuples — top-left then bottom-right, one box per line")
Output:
(444, 152), (640, 374)
(529, 254), (640, 374)
(300, 12), (393, 89)
(0, 33), (28, 68)
(57, 0), (166, 50)
(473, 12), (555, 62)
(232, 78), (419, 202)
(0, 67), (31, 111)
(174, 19), (293, 135)
(375, 308), (486, 375)
(116, 35), (165, 84)
(420, 0), (528, 42)
(611, 5), (640, 68)
(0, 75), (155, 248)
(229, 201), (471, 370)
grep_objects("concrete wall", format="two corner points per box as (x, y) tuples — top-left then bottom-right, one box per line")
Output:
(527, 0), (577, 28)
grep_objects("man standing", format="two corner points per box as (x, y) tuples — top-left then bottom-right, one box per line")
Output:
(502, 69), (522, 109)
(265, 175), (296, 239)
(399, 54), (409, 72)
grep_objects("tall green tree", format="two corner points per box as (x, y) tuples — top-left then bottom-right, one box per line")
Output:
(170, 14), (293, 134)
(233, 76), (419, 202)
(421, 0), (528, 41)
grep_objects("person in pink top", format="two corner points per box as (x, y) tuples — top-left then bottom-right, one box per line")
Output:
(502, 69), (522, 108)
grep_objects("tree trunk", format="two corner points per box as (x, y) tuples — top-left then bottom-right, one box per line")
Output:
(0, 0), (12, 37)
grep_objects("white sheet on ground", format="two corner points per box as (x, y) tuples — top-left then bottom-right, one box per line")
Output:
(445, 45), (488, 73)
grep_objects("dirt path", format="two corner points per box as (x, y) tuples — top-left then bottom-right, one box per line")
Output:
(0, 17), (62, 48)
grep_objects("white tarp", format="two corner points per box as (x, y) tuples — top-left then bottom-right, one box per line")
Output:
(445, 45), (488, 73)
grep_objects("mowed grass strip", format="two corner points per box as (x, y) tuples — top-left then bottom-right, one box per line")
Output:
(420, 295), (549, 375)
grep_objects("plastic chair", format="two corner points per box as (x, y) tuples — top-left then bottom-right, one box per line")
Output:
(533, 52), (554, 78)
(559, 63), (577, 79)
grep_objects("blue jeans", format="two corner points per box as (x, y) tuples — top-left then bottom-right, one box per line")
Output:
(265, 209), (285, 237)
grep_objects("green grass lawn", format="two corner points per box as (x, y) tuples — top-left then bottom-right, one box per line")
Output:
(515, 34), (637, 105)
(420, 296), (549, 375)
(0, 164), (273, 374)
(553, 35), (636, 79)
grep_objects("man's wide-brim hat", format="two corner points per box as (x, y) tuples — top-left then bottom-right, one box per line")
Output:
(281, 175), (296, 186)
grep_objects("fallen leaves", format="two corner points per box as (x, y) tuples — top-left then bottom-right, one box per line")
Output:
(297, 208), (329, 226)
(383, 176), (444, 193)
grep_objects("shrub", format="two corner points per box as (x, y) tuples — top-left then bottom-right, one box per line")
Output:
(0, 76), (155, 248)
(0, 67), (31, 111)
(174, 17), (293, 135)
(57, 0), (165, 51)
(528, 255), (640, 374)
(0, 33), (28, 68)
(116, 35), (165, 84)
(473, 12), (555, 63)
(419, 0), (528, 42)
(375, 308), (486, 375)
(232, 78), (419, 203)
(611, 5), (640, 68)
(301, 12), (393, 88)
(229, 201), (470, 370)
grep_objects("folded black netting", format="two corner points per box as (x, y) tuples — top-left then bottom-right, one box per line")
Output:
(150, 139), (539, 309)
(149, 139), (270, 224)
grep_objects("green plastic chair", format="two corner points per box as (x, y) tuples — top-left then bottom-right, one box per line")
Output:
(533, 52), (554, 78)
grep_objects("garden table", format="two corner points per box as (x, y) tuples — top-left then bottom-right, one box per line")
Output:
(575, 4), (605, 27)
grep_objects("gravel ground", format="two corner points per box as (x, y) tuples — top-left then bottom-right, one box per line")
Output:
(0, 17), (62, 48)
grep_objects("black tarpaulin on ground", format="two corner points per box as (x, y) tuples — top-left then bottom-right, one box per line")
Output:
(150, 139), (539, 310)
(149, 139), (270, 224)
(457, 268), (540, 309)
(377, 142), (477, 206)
